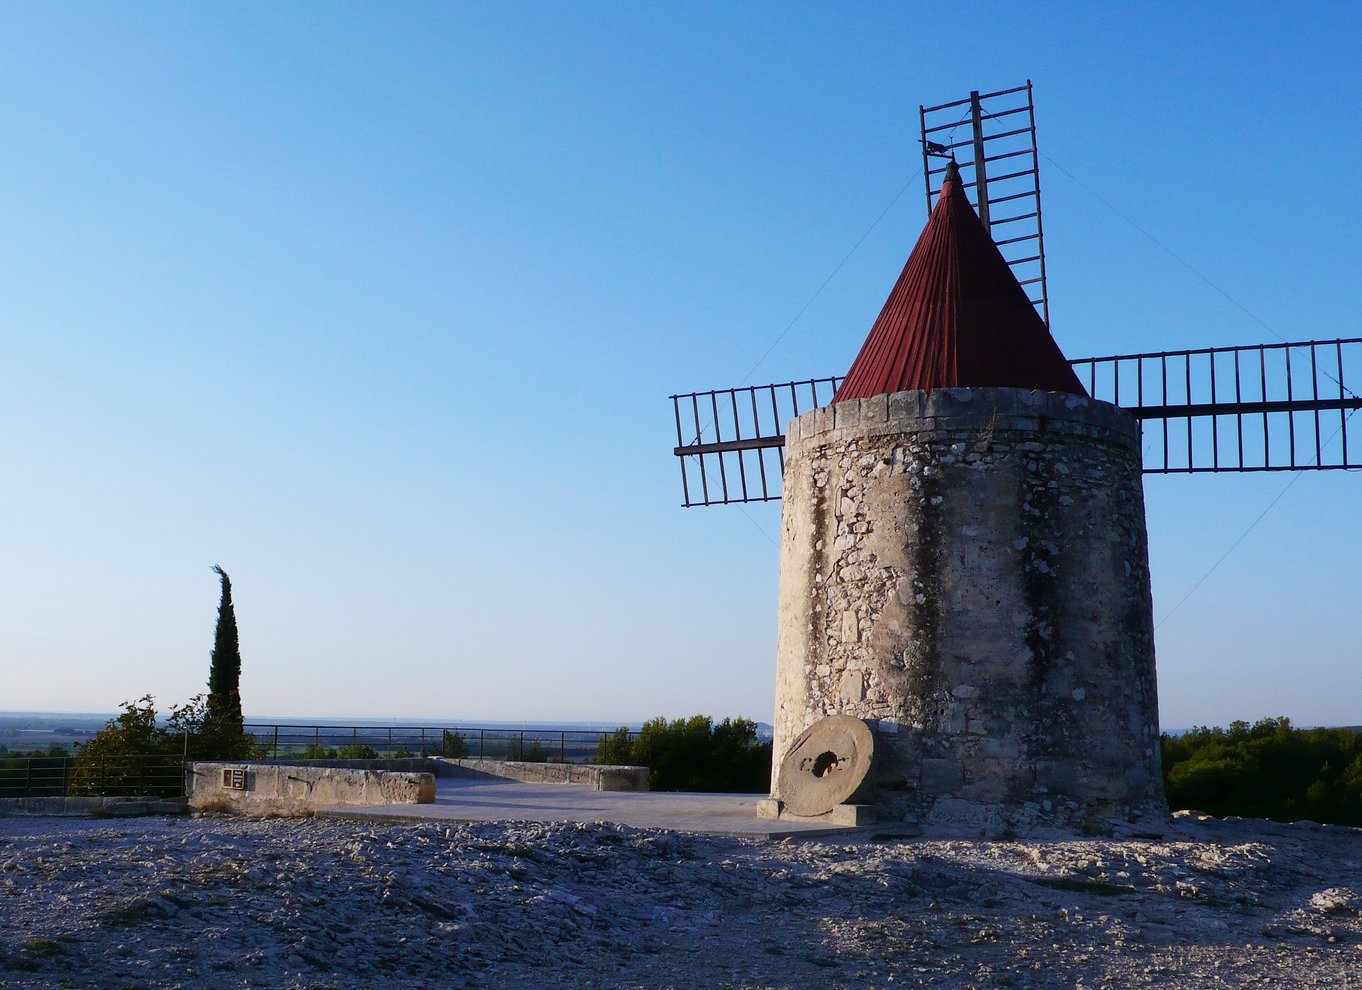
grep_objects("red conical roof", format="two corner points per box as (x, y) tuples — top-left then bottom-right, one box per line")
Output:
(833, 161), (1087, 402)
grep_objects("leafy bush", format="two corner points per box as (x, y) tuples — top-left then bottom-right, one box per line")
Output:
(78, 697), (167, 759)
(595, 715), (771, 793)
(1162, 717), (1362, 826)
(69, 697), (185, 797)
(70, 695), (264, 796)
(442, 730), (470, 759)
(338, 744), (381, 759)
(175, 696), (261, 761)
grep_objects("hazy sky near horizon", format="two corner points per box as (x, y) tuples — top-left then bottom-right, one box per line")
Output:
(2, 3), (1360, 728)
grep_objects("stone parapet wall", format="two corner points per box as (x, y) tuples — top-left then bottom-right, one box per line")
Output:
(0, 796), (188, 818)
(187, 762), (435, 816)
(251, 757), (441, 774)
(773, 387), (1164, 829)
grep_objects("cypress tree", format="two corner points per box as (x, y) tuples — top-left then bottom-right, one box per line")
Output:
(205, 564), (244, 735)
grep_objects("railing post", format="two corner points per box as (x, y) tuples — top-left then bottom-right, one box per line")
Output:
(274, 726), (280, 761)
(479, 729), (485, 760)
(25, 759), (32, 797)
(561, 732), (566, 763)
(387, 727), (393, 756)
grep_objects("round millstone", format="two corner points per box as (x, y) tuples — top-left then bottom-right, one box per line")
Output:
(777, 715), (875, 817)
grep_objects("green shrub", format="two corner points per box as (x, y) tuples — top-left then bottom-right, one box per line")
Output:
(595, 715), (771, 793)
(442, 730), (470, 758)
(173, 695), (261, 761)
(1162, 717), (1362, 826)
(337, 744), (381, 760)
(70, 697), (188, 797)
(75, 695), (261, 774)
(596, 728), (634, 767)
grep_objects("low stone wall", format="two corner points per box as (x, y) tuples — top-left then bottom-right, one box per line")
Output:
(0, 796), (188, 818)
(187, 762), (435, 815)
(436, 758), (649, 792)
(249, 757), (440, 774)
(247, 757), (648, 790)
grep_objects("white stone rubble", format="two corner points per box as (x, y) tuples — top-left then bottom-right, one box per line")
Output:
(1, 811), (1360, 988)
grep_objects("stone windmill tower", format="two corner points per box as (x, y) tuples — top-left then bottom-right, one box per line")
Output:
(767, 160), (1165, 830)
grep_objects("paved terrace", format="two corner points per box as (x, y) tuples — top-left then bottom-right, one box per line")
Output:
(314, 773), (863, 839)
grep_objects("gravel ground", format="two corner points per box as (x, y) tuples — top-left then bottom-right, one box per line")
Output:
(1, 810), (1361, 989)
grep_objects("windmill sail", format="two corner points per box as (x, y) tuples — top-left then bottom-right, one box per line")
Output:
(672, 337), (1362, 506)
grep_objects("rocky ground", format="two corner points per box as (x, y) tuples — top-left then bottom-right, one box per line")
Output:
(1, 811), (1361, 989)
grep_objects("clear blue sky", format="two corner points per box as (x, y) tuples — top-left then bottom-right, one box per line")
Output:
(2, 3), (1359, 728)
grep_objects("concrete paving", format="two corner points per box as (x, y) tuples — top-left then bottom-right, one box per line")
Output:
(314, 775), (863, 839)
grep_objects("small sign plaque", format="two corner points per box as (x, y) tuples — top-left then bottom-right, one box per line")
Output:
(222, 768), (248, 791)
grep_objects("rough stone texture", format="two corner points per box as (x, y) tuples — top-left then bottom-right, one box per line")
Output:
(256, 757), (445, 774)
(186, 763), (435, 815)
(773, 387), (1164, 829)
(436, 758), (650, 792)
(4, 811), (1362, 988)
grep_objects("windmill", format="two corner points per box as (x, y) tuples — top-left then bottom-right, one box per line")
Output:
(667, 82), (1361, 831)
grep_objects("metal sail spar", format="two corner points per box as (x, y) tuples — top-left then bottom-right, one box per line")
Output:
(670, 337), (1362, 507)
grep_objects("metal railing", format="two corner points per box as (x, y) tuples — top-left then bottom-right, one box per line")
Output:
(0, 755), (186, 799)
(242, 723), (638, 765)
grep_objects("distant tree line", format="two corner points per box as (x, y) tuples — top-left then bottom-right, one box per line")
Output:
(1162, 717), (1362, 826)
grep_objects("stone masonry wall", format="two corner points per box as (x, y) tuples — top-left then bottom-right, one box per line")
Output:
(186, 762), (435, 816)
(772, 388), (1164, 829)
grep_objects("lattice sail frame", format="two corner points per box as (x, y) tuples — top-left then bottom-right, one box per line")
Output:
(671, 337), (1362, 506)
(920, 81), (1050, 325)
